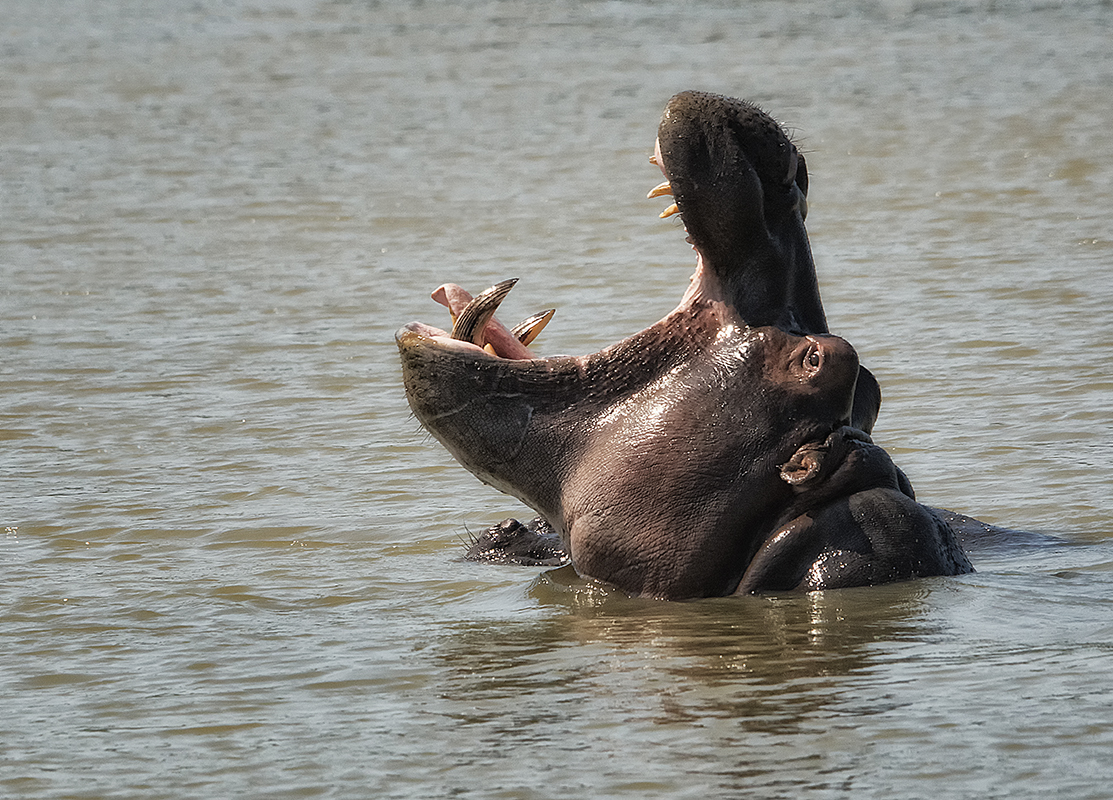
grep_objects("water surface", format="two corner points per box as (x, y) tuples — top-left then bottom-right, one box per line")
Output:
(3, 1), (1113, 798)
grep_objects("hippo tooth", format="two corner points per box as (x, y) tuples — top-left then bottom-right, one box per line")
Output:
(510, 309), (556, 346)
(649, 154), (659, 165)
(659, 202), (680, 219)
(450, 278), (518, 346)
(647, 181), (673, 199)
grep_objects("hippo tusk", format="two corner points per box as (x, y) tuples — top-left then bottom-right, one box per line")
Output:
(450, 278), (518, 346)
(510, 309), (556, 346)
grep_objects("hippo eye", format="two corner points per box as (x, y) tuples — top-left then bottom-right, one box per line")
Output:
(801, 344), (822, 375)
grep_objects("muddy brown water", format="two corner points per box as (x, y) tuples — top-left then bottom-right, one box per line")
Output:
(3, 1), (1112, 798)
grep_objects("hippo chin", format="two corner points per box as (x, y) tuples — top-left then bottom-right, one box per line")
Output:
(397, 90), (972, 600)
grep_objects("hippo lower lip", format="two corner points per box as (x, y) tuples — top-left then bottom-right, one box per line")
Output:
(397, 90), (972, 599)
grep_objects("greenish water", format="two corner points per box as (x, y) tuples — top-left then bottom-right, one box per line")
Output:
(3, 1), (1112, 798)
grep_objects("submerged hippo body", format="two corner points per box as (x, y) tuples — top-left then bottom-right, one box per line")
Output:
(398, 90), (972, 600)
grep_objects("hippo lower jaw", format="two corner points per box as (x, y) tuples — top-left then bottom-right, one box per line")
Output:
(398, 248), (732, 360)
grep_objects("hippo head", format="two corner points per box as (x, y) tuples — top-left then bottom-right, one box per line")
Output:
(397, 91), (967, 599)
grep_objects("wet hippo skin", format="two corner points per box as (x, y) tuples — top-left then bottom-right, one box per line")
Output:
(397, 90), (973, 600)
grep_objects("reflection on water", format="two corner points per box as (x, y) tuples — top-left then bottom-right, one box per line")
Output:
(3, 0), (1113, 797)
(425, 568), (1113, 797)
(534, 569), (937, 693)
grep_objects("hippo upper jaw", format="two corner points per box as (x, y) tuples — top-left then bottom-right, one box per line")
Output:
(655, 90), (825, 335)
(653, 91), (882, 434)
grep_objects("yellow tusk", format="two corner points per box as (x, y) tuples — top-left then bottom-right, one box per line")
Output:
(659, 203), (680, 219)
(649, 154), (659, 165)
(510, 309), (556, 346)
(647, 181), (673, 199)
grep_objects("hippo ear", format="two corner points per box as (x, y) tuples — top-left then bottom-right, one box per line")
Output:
(780, 442), (826, 487)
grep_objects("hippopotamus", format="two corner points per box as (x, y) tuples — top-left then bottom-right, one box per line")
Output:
(397, 90), (973, 600)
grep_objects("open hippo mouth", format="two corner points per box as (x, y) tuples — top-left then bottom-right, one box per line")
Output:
(397, 91), (970, 600)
